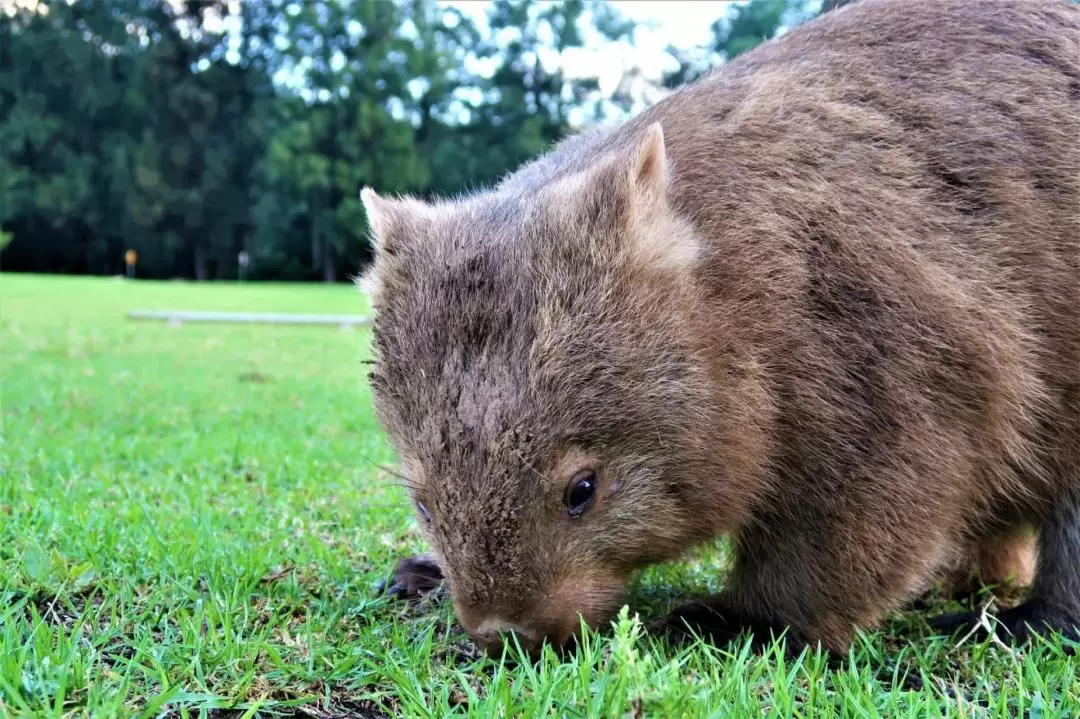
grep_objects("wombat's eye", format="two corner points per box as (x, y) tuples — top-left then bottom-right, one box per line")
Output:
(565, 471), (597, 518)
(416, 499), (432, 523)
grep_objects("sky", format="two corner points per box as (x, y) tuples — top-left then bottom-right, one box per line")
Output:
(443, 0), (730, 94)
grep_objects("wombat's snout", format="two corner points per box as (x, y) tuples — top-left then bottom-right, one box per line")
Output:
(470, 617), (546, 657)
(459, 572), (627, 658)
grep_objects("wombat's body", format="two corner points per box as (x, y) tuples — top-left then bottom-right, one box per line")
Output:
(361, 0), (1080, 655)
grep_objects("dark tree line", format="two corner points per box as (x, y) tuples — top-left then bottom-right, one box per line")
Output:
(0, 0), (850, 282)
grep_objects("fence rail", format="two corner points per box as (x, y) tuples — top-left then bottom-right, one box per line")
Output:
(127, 309), (372, 328)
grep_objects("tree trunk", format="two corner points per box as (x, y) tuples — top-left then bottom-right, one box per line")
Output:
(81, 228), (92, 275)
(194, 244), (208, 281)
(322, 235), (335, 283)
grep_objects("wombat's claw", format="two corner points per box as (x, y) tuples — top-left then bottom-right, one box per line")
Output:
(926, 609), (982, 635)
(378, 553), (444, 601)
(649, 601), (745, 647)
(928, 600), (1079, 652)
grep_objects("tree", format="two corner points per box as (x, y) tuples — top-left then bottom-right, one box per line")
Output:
(0, 0), (135, 274)
(0, 0), (641, 281)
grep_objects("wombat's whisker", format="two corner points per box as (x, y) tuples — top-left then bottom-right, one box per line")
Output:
(356, 451), (418, 490)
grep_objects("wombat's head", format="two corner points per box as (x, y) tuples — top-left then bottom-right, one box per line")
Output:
(360, 124), (730, 655)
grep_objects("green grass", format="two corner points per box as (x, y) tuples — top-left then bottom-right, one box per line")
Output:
(1, 272), (1077, 718)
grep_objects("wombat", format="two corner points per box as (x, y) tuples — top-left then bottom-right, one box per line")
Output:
(360, 0), (1079, 657)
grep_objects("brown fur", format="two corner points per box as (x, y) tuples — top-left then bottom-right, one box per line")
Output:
(361, 0), (1080, 656)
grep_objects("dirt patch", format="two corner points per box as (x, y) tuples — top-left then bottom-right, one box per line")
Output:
(18, 583), (106, 633)
(237, 371), (268, 383)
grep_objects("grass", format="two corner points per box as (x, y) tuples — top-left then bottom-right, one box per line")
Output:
(1, 272), (1077, 718)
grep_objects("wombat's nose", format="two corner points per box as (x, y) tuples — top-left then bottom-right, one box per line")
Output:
(473, 618), (540, 656)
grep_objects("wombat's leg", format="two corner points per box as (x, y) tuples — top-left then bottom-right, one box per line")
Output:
(1016, 486), (1080, 640)
(926, 525), (1036, 608)
(974, 527), (1037, 592)
(378, 552), (444, 600)
(651, 532), (885, 655)
(653, 495), (969, 656)
(931, 490), (1080, 646)
(650, 597), (805, 654)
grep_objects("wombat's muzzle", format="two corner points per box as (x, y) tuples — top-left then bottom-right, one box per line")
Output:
(471, 618), (542, 658)
(470, 617), (582, 661)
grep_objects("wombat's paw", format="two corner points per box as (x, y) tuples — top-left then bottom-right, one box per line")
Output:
(650, 600), (808, 656)
(928, 600), (1078, 653)
(997, 601), (1079, 651)
(647, 601), (719, 646)
(649, 600), (757, 648)
(925, 609), (979, 635)
(377, 553), (444, 601)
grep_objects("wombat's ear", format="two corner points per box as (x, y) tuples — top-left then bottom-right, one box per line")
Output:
(359, 187), (428, 305)
(614, 122), (699, 273)
(361, 187), (441, 257)
(628, 122), (667, 212)
(596, 121), (670, 228)
(361, 187), (399, 255)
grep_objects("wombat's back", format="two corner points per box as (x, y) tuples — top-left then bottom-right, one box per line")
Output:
(511, 0), (1079, 509)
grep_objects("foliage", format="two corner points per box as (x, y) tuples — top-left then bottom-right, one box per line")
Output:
(0, 0), (638, 281)
(1, 0), (845, 282)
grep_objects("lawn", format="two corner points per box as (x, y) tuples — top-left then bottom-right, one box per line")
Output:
(1, 272), (1077, 718)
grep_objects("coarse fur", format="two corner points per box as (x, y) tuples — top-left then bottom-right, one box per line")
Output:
(360, 0), (1080, 656)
